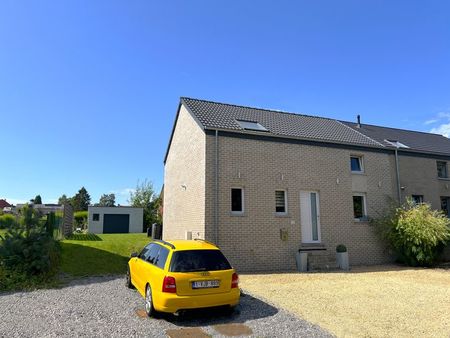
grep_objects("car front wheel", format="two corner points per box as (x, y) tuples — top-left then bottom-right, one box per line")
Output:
(145, 285), (156, 317)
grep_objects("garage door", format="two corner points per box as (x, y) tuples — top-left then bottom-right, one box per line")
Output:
(103, 214), (130, 233)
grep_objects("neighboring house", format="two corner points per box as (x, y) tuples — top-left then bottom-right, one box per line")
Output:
(0, 199), (11, 210)
(88, 206), (144, 234)
(162, 97), (450, 272)
(15, 203), (64, 215)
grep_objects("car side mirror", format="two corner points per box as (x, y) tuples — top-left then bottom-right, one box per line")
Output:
(130, 252), (138, 258)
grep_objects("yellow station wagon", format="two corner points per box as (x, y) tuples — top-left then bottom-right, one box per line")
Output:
(126, 239), (240, 316)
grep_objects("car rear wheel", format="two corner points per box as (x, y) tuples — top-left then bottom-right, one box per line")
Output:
(125, 268), (134, 289)
(145, 285), (156, 317)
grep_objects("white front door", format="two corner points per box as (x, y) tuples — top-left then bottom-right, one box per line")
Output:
(300, 191), (321, 243)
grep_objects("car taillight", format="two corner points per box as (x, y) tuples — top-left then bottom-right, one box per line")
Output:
(231, 272), (239, 288)
(162, 276), (176, 293)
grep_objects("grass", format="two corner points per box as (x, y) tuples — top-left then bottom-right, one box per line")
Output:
(60, 233), (150, 276)
(240, 265), (450, 338)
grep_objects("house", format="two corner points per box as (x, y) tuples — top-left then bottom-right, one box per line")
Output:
(15, 203), (64, 215)
(88, 206), (144, 234)
(0, 199), (11, 210)
(162, 97), (450, 271)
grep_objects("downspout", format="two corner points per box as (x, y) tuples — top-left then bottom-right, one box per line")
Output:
(394, 148), (401, 202)
(214, 130), (219, 244)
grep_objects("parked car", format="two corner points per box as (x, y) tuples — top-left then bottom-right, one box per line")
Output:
(126, 239), (240, 316)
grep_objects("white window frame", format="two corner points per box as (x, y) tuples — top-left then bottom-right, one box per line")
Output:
(275, 190), (288, 215)
(353, 193), (367, 221)
(350, 155), (364, 173)
(231, 187), (244, 215)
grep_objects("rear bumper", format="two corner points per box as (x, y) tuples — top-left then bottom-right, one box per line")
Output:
(154, 288), (240, 313)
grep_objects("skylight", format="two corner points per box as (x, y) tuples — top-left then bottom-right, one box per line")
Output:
(384, 139), (409, 148)
(236, 120), (268, 131)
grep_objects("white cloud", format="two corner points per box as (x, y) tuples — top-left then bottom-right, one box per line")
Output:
(424, 119), (438, 125)
(430, 123), (450, 137)
(109, 188), (136, 196)
(437, 112), (450, 119)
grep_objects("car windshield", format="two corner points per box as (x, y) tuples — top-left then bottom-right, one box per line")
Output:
(169, 250), (232, 272)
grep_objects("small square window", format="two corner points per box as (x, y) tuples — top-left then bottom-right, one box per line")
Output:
(231, 188), (244, 213)
(350, 156), (363, 172)
(353, 194), (367, 220)
(437, 161), (448, 178)
(93, 213), (99, 221)
(275, 190), (287, 214)
(411, 195), (424, 204)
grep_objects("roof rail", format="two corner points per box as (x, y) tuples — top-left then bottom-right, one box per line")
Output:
(153, 239), (176, 250)
(194, 238), (215, 246)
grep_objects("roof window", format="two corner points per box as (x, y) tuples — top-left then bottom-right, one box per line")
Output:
(236, 120), (268, 131)
(384, 139), (409, 148)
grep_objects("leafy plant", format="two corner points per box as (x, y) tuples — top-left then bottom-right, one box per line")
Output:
(129, 179), (160, 231)
(336, 244), (347, 253)
(0, 204), (61, 290)
(372, 199), (450, 266)
(0, 214), (16, 229)
(74, 211), (88, 229)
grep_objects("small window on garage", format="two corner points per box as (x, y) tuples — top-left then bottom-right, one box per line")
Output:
(231, 188), (244, 214)
(93, 213), (99, 221)
(275, 190), (287, 214)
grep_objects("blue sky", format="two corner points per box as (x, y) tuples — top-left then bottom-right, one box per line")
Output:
(1, 1), (449, 205)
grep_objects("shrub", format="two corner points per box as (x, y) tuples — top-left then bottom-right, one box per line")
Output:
(336, 244), (347, 253)
(0, 214), (16, 229)
(372, 199), (450, 266)
(0, 205), (61, 290)
(74, 211), (88, 229)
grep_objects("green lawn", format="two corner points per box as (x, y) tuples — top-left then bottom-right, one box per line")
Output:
(60, 233), (150, 277)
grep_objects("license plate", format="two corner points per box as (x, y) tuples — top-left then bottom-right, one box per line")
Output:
(192, 280), (220, 289)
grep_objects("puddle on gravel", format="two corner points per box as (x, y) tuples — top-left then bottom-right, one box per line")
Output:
(165, 327), (211, 338)
(135, 309), (148, 318)
(213, 323), (253, 336)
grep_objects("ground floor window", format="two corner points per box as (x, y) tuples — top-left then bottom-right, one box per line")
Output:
(353, 194), (367, 220)
(411, 195), (424, 204)
(275, 190), (287, 214)
(93, 213), (99, 221)
(441, 197), (450, 217)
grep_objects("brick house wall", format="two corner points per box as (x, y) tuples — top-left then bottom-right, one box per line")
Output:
(163, 105), (206, 240)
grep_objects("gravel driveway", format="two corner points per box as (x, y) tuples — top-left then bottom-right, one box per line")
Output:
(0, 276), (330, 337)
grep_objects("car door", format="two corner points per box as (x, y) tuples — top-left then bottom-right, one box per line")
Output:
(133, 244), (151, 294)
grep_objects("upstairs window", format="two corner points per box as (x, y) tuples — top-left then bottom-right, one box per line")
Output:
(437, 161), (448, 178)
(236, 120), (268, 131)
(350, 156), (363, 172)
(275, 190), (287, 214)
(231, 188), (244, 213)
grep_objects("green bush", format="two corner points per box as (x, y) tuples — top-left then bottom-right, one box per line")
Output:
(372, 199), (450, 266)
(74, 211), (88, 228)
(0, 205), (61, 290)
(0, 214), (16, 229)
(336, 244), (347, 253)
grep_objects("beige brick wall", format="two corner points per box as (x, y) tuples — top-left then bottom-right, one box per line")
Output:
(163, 105), (206, 240)
(397, 155), (450, 209)
(205, 134), (394, 272)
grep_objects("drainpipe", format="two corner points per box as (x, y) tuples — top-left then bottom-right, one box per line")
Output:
(214, 130), (219, 244)
(394, 149), (401, 202)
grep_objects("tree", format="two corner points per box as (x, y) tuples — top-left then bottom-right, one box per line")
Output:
(71, 187), (91, 212)
(32, 195), (42, 204)
(129, 179), (158, 231)
(97, 193), (115, 207)
(58, 194), (70, 205)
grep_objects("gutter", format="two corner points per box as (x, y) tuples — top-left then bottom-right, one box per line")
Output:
(214, 130), (219, 244)
(394, 148), (402, 202)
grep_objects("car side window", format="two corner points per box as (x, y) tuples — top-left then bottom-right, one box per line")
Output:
(155, 247), (169, 269)
(138, 244), (152, 260)
(146, 244), (161, 264)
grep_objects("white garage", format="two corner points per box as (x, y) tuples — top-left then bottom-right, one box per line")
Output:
(88, 206), (144, 234)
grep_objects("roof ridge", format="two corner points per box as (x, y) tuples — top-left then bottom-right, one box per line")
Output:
(342, 120), (446, 138)
(336, 120), (385, 147)
(181, 97), (339, 122)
